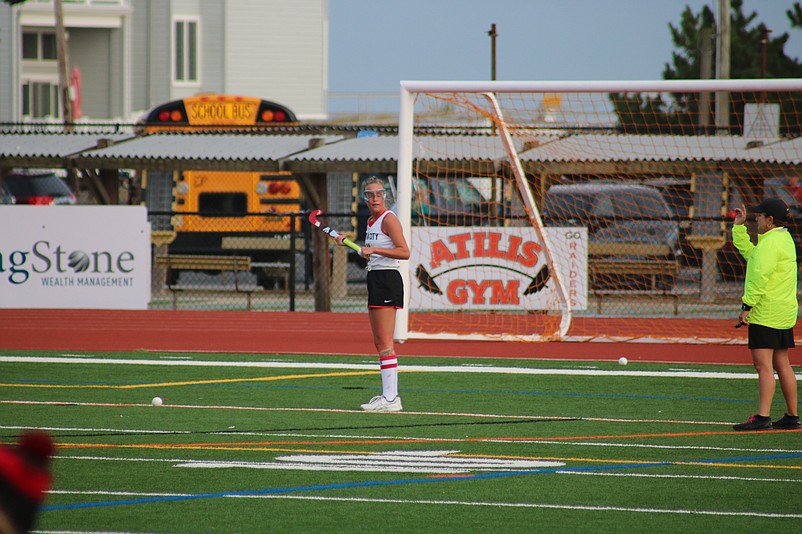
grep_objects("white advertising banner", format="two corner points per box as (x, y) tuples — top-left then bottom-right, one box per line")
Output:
(410, 226), (588, 311)
(0, 206), (151, 309)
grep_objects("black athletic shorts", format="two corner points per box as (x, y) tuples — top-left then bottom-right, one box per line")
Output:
(748, 323), (796, 349)
(367, 269), (404, 309)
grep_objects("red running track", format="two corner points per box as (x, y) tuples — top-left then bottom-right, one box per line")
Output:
(0, 309), (761, 365)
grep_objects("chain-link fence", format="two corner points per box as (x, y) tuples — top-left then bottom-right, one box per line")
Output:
(146, 207), (772, 321)
(148, 211), (369, 312)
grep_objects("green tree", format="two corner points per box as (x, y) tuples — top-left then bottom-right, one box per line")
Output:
(788, 3), (802, 28)
(612, 0), (802, 134)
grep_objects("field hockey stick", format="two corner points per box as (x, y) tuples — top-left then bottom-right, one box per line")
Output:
(308, 209), (362, 255)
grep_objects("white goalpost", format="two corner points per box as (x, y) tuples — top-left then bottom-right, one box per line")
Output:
(394, 79), (802, 344)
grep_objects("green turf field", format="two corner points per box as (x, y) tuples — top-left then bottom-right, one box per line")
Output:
(1, 350), (800, 533)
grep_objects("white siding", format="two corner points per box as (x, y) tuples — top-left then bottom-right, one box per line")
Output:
(0, 4), (17, 120)
(223, 0), (327, 120)
(70, 29), (113, 118)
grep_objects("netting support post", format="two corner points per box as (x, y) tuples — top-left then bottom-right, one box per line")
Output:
(394, 85), (414, 343)
(687, 236), (726, 302)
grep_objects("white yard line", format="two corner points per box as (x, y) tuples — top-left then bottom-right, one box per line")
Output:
(0, 402), (735, 426)
(40, 490), (802, 519)
(0, 355), (770, 379)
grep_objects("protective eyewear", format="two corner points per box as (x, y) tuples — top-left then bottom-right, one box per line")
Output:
(362, 189), (386, 201)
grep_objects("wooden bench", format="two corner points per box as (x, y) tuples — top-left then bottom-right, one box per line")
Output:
(588, 243), (680, 314)
(221, 236), (293, 289)
(251, 261), (291, 289)
(221, 236), (291, 250)
(153, 254), (256, 310)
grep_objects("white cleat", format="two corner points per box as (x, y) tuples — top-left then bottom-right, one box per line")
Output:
(360, 395), (403, 412)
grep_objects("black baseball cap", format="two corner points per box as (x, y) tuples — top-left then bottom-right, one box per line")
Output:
(747, 197), (790, 223)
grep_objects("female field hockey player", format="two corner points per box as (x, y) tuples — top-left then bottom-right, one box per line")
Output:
(337, 176), (410, 411)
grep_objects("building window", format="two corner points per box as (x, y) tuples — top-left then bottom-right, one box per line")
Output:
(173, 18), (199, 83)
(22, 32), (57, 61)
(22, 81), (61, 119)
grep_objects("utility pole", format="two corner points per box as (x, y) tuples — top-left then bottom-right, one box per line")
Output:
(487, 23), (497, 81)
(699, 26), (713, 130)
(760, 27), (772, 103)
(54, 0), (73, 129)
(715, 0), (730, 133)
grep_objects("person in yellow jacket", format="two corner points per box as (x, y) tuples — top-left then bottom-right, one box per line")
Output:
(732, 198), (800, 431)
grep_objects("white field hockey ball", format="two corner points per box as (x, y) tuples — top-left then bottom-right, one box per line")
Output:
(618, 357), (628, 365)
(151, 396), (163, 406)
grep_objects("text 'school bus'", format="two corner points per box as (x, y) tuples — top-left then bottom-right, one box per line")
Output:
(140, 95), (301, 288)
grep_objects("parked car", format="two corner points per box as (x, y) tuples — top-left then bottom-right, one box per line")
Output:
(0, 182), (15, 204)
(355, 173), (494, 241)
(410, 174), (494, 226)
(540, 182), (681, 289)
(2, 172), (77, 205)
(764, 175), (802, 264)
(639, 178), (694, 259)
(640, 177), (749, 280)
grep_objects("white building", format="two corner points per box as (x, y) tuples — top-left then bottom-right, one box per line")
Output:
(0, 0), (328, 123)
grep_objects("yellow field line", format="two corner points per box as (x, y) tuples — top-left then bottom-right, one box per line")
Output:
(0, 370), (377, 389)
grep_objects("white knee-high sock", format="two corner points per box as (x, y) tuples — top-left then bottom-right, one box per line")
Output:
(379, 353), (398, 400)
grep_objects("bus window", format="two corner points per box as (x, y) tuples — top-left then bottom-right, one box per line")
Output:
(198, 192), (248, 216)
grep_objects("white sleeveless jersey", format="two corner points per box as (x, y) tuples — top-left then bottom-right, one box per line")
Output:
(365, 210), (400, 270)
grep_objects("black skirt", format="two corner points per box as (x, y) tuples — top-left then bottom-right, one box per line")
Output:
(748, 323), (796, 349)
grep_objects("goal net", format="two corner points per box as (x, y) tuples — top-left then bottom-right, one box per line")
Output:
(395, 80), (802, 344)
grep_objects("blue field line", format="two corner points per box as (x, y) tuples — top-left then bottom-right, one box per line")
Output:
(688, 452), (802, 464)
(41, 462), (673, 511)
(42, 452), (802, 512)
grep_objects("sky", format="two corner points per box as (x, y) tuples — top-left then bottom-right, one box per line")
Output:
(327, 0), (800, 111)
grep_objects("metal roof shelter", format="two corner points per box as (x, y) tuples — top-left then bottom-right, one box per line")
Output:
(72, 133), (346, 172)
(0, 132), (133, 168)
(519, 134), (802, 176)
(2, 130), (801, 180)
(285, 134), (516, 174)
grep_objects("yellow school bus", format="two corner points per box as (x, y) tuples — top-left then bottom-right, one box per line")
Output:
(140, 95), (302, 287)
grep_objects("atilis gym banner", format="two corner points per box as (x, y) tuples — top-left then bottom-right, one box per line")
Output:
(0, 206), (151, 309)
(410, 226), (588, 311)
